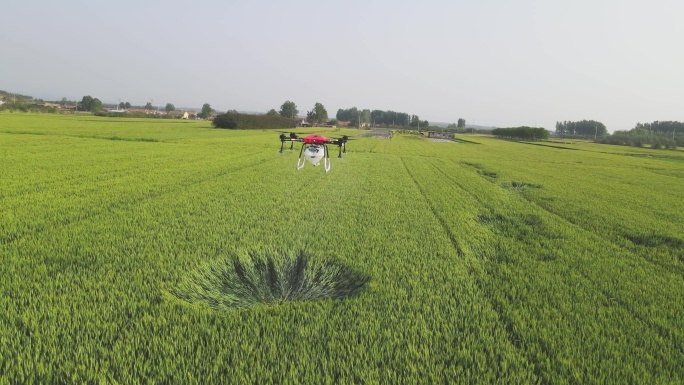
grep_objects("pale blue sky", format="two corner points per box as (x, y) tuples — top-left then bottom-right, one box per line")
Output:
(2, 0), (683, 131)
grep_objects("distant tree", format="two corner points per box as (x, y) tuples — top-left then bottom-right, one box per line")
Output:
(279, 100), (298, 118)
(371, 110), (383, 125)
(555, 120), (606, 137)
(92, 98), (103, 112)
(118, 102), (125, 109)
(306, 110), (316, 124)
(79, 95), (103, 112)
(359, 109), (371, 124)
(597, 121), (683, 149)
(198, 103), (214, 119)
(124, 102), (131, 109)
(336, 107), (358, 123)
(145, 102), (153, 110)
(266, 109), (279, 116)
(1, 100), (29, 112)
(213, 111), (296, 129)
(634, 121), (684, 135)
(165, 103), (175, 112)
(410, 115), (427, 128)
(492, 126), (548, 140)
(338, 107), (426, 128)
(79, 95), (94, 111)
(307, 102), (328, 125)
(458, 118), (466, 128)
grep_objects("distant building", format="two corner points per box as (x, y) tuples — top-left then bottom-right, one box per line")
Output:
(427, 131), (455, 139)
(295, 118), (312, 127)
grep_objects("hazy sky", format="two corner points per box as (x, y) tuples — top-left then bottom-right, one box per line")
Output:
(2, 0), (683, 131)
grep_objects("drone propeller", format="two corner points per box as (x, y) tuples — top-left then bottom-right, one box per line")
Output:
(331, 135), (356, 142)
(277, 131), (299, 139)
(327, 135), (353, 157)
(279, 132), (301, 152)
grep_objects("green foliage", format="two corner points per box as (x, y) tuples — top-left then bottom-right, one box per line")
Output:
(492, 126), (549, 140)
(336, 106), (358, 122)
(266, 108), (278, 116)
(79, 95), (103, 112)
(198, 103), (213, 119)
(598, 122), (683, 149)
(1, 113), (683, 383)
(338, 108), (421, 128)
(409, 114), (429, 128)
(555, 120), (607, 137)
(94, 111), (182, 119)
(306, 102), (328, 125)
(634, 120), (684, 134)
(165, 103), (175, 112)
(598, 130), (680, 149)
(279, 100), (298, 118)
(0, 100), (30, 112)
(212, 111), (296, 129)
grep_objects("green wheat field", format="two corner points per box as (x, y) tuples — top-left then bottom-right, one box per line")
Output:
(1, 113), (683, 384)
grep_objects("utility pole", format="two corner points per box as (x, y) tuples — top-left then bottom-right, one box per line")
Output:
(595, 123), (598, 141)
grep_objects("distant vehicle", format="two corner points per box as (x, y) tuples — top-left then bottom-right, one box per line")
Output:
(279, 133), (351, 172)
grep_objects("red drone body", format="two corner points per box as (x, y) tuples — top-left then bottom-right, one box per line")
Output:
(302, 135), (330, 145)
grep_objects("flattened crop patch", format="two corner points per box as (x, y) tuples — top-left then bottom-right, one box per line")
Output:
(625, 233), (684, 249)
(501, 181), (542, 190)
(175, 251), (370, 311)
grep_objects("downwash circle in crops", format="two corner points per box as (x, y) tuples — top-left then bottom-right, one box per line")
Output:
(174, 250), (370, 310)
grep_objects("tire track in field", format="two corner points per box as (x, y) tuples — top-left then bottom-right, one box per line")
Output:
(399, 156), (542, 382)
(526, 184), (684, 275)
(425, 159), (601, 375)
(531, 195), (684, 277)
(429, 158), (684, 367)
(457, 157), (684, 275)
(398, 157), (463, 257)
(506, 188), (684, 357)
(0, 156), (278, 248)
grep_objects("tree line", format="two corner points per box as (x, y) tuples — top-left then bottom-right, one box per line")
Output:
(337, 107), (428, 128)
(265, 100), (431, 129)
(598, 120), (683, 149)
(633, 121), (684, 134)
(447, 119), (467, 129)
(492, 127), (549, 141)
(555, 120), (607, 136)
(213, 111), (296, 130)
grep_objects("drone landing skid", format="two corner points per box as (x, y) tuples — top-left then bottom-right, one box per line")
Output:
(297, 143), (331, 173)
